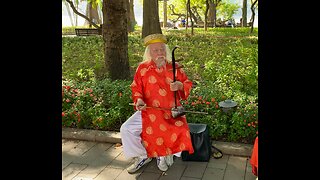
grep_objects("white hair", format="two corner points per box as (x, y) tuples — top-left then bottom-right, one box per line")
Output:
(143, 44), (172, 63)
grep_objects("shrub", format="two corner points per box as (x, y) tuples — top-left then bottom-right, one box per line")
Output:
(62, 78), (134, 130)
(181, 81), (258, 143)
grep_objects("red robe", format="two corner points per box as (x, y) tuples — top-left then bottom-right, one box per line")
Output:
(130, 60), (194, 157)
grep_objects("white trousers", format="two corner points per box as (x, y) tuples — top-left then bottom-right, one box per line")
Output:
(120, 111), (182, 160)
(120, 111), (147, 159)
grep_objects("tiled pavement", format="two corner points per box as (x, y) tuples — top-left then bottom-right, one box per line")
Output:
(62, 139), (257, 180)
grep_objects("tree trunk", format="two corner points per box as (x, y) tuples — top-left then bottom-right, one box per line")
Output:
(163, 0), (167, 28)
(85, 2), (92, 27)
(85, 2), (101, 27)
(142, 0), (162, 38)
(207, 0), (221, 27)
(128, 0), (136, 32)
(187, 0), (194, 35)
(212, 3), (217, 27)
(191, 6), (203, 24)
(242, 0), (247, 27)
(103, 0), (130, 80)
(250, 0), (258, 33)
(75, 1), (78, 26)
(186, 2), (188, 31)
(204, 0), (209, 31)
(208, 1), (215, 27)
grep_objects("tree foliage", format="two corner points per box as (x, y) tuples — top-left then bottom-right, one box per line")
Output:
(217, 0), (240, 20)
(159, 0), (240, 27)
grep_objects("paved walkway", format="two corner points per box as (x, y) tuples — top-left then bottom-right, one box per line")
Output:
(62, 128), (257, 180)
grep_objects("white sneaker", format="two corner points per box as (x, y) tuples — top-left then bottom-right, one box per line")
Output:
(165, 155), (174, 167)
(157, 156), (168, 171)
(127, 157), (152, 173)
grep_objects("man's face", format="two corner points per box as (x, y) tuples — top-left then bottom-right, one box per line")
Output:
(149, 42), (166, 66)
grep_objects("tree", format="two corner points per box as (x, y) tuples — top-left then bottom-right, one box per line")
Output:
(84, 1), (102, 27)
(217, 1), (240, 21)
(74, 0), (80, 26)
(65, 0), (131, 80)
(103, 0), (131, 80)
(63, 1), (74, 26)
(65, 0), (100, 29)
(158, 0), (168, 28)
(168, 4), (186, 24)
(142, 0), (162, 38)
(249, 0), (258, 33)
(165, 0), (204, 28)
(207, 0), (221, 27)
(187, 0), (194, 35)
(242, 0), (247, 27)
(166, 0), (240, 29)
(191, 6), (203, 24)
(128, 0), (137, 32)
(204, 0), (209, 30)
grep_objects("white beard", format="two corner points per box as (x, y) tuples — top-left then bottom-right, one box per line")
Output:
(155, 56), (166, 68)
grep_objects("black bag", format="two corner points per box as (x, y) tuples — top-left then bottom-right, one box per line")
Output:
(181, 123), (223, 162)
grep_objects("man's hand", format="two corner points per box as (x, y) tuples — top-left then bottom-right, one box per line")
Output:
(136, 98), (146, 111)
(170, 81), (183, 91)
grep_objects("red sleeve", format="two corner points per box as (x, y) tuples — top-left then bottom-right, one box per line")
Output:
(130, 64), (144, 110)
(176, 66), (192, 100)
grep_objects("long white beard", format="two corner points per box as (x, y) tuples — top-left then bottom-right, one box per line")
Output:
(155, 56), (166, 68)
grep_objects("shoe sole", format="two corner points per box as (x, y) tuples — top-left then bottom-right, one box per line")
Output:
(127, 158), (152, 174)
(158, 166), (168, 171)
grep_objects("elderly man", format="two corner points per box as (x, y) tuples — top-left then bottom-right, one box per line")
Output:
(120, 33), (194, 173)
